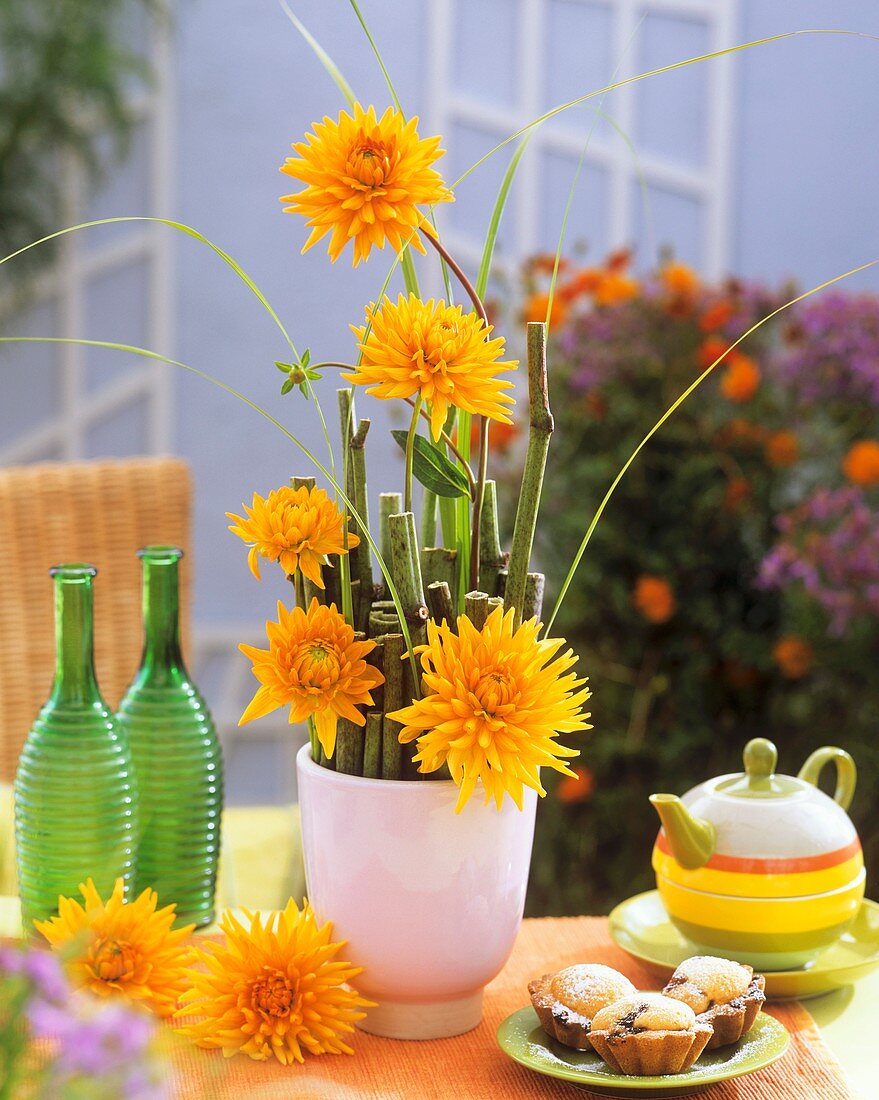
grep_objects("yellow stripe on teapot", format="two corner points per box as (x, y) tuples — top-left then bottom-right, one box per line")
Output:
(649, 738), (865, 970)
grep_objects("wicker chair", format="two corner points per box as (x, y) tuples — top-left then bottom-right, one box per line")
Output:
(0, 457), (192, 782)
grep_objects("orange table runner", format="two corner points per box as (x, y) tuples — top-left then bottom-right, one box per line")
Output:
(170, 916), (854, 1099)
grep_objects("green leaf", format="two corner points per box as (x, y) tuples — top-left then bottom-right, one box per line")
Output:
(300, 347), (311, 368)
(391, 430), (471, 499)
(280, 1), (357, 109)
(275, 359), (292, 373)
(475, 136), (530, 299)
(280, 378), (294, 395)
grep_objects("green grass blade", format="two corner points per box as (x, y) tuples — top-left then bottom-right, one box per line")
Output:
(0, 333), (417, 677)
(475, 136), (530, 299)
(279, 0), (357, 109)
(544, 258), (879, 635)
(347, 0), (403, 113)
(451, 30), (879, 190)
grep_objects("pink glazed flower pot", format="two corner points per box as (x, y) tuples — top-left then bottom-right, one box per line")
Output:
(296, 743), (537, 1040)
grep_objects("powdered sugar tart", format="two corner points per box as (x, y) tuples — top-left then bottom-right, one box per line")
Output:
(587, 992), (714, 1075)
(528, 964), (636, 1049)
(663, 955), (766, 1050)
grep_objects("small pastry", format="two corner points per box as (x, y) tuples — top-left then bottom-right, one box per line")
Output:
(528, 964), (637, 1050)
(662, 955), (766, 1049)
(587, 993), (714, 1075)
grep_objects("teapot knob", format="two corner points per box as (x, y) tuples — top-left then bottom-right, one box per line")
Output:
(743, 738), (777, 783)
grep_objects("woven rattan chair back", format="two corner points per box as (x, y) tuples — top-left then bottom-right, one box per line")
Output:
(0, 457), (192, 782)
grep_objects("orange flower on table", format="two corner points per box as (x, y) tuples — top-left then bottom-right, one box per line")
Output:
(660, 261), (699, 299)
(280, 104), (452, 266)
(176, 900), (372, 1064)
(765, 430), (799, 468)
(523, 291), (569, 327)
(594, 270), (639, 306)
(842, 440), (879, 486)
(239, 599), (384, 759)
(696, 335), (731, 372)
(389, 607), (591, 812)
(699, 299), (734, 332)
(773, 636), (814, 680)
(632, 576), (676, 625)
(720, 352), (761, 403)
(347, 294), (517, 442)
(557, 766), (595, 804)
(34, 878), (192, 1018)
(227, 485), (359, 588)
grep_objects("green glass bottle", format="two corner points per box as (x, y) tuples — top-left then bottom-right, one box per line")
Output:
(116, 546), (223, 928)
(15, 565), (138, 930)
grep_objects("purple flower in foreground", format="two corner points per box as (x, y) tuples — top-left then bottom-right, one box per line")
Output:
(0, 945), (68, 1004)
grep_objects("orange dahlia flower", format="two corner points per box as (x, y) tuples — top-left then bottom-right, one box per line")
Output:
(348, 294), (516, 441)
(227, 485), (358, 588)
(34, 879), (192, 1018)
(239, 599), (383, 759)
(773, 636), (814, 680)
(633, 576), (676, 624)
(720, 352), (761, 403)
(176, 901), (372, 1064)
(765, 430), (799, 468)
(389, 607), (590, 812)
(280, 104), (452, 266)
(699, 299), (734, 332)
(842, 440), (879, 486)
(558, 266), (603, 301)
(696, 335), (731, 372)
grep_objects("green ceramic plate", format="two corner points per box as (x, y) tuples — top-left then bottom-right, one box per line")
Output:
(496, 1007), (789, 1098)
(609, 891), (879, 1000)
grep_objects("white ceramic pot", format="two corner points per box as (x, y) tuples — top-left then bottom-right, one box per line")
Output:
(296, 743), (537, 1040)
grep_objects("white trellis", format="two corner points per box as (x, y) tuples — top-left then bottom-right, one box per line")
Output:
(426, 0), (737, 280)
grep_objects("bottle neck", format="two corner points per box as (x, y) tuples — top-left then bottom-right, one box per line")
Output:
(140, 552), (187, 680)
(50, 568), (101, 706)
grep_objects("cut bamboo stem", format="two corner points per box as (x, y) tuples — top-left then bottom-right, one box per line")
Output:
(506, 322), (553, 627)
(464, 590), (490, 629)
(389, 512), (429, 649)
(421, 547), (458, 595)
(523, 572), (546, 622)
(381, 633), (405, 780)
(421, 489), (438, 547)
(350, 417), (374, 631)
(478, 480), (507, 596)
(427, 580), (455, 625)
(379, 492), (402, 595)
(335, 718), (364, 776)
(292, 476), (316, 491)
(364, 712), (383, 778)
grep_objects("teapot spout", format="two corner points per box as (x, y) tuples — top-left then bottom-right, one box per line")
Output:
(650, 794), (716, 870)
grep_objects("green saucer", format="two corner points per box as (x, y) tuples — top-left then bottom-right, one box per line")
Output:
(496, 1007), (788, 1097)
(609, 890), (879, 1000)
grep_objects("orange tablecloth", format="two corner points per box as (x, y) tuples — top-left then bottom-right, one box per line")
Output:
(169, 916), (853, 1099)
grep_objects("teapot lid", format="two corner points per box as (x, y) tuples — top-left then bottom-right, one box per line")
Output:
(715, 738), (803, 798)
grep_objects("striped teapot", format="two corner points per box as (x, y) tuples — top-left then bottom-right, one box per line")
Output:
(650, 738), (864, 970)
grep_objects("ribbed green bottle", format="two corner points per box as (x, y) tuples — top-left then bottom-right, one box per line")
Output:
(116, 546), (223, 928)
(15, 565), (138, 930)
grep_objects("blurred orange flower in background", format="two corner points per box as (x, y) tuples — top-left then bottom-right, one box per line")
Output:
(660, 261), (699, 299)
(467, 416), (519, 455)
(696, 335), (731, 372)
(523, 291), (569, 327)
(633, 575), (676, 624)
(842, 440), (879, 486)
(594, 270), (639, 307)
(556, 766), (595, 804)
(559, 267), (603, 301)
(720, 352), (761, 403)
(699, 299), (734, 332)
(773, 636), (815, 679)
(765, 430), (800, 468)
(723, 476), (751, 511)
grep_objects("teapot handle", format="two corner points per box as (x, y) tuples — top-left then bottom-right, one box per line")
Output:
(797, 747), (857, 811)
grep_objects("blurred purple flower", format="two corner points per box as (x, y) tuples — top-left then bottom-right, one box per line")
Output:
(773, 292), (879, 406)
(759, 487), (879, 633)
(0, 945), (68, 1004)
